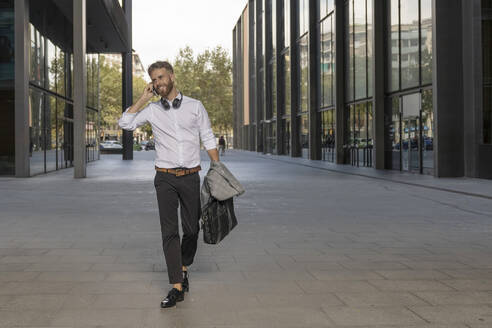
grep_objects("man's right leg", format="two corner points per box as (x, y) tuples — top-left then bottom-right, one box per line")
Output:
(154, 172), (183, 285)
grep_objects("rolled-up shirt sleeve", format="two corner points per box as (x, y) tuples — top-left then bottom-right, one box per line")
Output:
(118, 105), (151, 131)
(197, 101), (217, 150)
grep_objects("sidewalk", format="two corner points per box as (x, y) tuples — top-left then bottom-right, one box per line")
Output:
(1, 150), (492, 327)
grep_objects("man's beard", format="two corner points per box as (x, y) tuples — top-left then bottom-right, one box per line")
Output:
(160, 80), (174, 98)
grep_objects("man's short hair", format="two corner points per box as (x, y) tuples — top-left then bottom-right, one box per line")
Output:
(148, 61), (174, 76)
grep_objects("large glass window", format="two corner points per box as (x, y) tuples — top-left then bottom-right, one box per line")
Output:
(27, 24), (100, 175)
(321, 14), (334, 108)
(400, 0), (419, 89)
(388, 0), (433, 92)
(346, 0), (372, 102)
(347, 101), (372, 167)
(386, 0), (434, 174)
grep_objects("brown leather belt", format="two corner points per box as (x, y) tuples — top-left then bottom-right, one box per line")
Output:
(155, 165), (201, 177)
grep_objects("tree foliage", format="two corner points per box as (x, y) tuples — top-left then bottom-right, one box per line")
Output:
(99, 55), (149, 130)
(172, 46), (233, 134)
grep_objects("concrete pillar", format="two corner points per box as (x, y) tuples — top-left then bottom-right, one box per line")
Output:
(335, 0), (346, 164)
(73, 0), (87, 178)
(433, 0), (464, 177)
(122, 0), (133, 160)
(14, 0), (30, 177)
(372, 0), (385, 169)
(308, 0), (321, 160)
(290, 0), (300, 157)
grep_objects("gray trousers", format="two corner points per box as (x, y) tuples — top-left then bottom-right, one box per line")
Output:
(154, 171), (201, 284)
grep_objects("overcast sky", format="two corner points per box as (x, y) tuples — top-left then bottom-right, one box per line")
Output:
(132, 0), (247, 78)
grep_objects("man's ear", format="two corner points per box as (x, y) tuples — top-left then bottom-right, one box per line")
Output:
(170, 73), (175, 82)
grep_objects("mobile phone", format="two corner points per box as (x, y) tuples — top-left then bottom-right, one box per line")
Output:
(152, 86), (158, 96)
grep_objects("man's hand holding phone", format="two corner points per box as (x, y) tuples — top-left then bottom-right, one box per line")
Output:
(127, 83), (156, 114)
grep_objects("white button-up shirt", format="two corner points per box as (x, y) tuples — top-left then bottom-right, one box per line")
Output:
(118, 95), (217, 169)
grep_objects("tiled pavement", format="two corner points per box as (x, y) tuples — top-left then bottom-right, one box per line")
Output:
(0, 150), (492, 327)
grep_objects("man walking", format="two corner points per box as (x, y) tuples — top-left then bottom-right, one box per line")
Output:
(218, 135), (226, 155)
(118, 61), (219, 308)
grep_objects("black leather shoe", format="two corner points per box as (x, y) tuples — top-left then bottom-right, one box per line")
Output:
(182, 271), (189, 292)
(160, 288), (184, 308)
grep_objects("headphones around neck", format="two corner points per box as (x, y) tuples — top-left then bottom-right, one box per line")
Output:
(160, 92), (183, 110)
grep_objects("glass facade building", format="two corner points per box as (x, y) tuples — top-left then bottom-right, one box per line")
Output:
(233, 0), (492, 179)
(0, 0), (132, 177)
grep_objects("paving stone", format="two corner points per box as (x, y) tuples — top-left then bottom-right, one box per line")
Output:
(297, 280), (379, 293)
(334, 291), (428, 307)
(367, 279), (455, 292)
(0, 272), (39, 282)
(309, 269), (384, 281)
(375, 269), (453, 280)
(413, 291), (492, 305)
(409, 305), (492, 325)
(322, 306), (426, 326)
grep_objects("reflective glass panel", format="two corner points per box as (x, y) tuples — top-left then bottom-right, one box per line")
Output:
(283, 118), (291, 155)
(421, 0), (432, 85)
(390, 96), (401, 170)
(285, 0), (290, 48)
(400, 0), (419, 89)
(30, 29), (45, 87)
(421, 89), (434, 169)
(388, 0), (399, 91)
(321, 15), (334, 107)
(284, 52), (291, 115)
(29, 89), (45, 175)
(321, 110), (336, 162)
(299, 34), (309, 113)
(354, 0), (367, 100)
(272, 59), (277, 117)
(345, 0), (354, 101)
(299, 114), (309, 158)
(272, 0), (277, 55)
(56, 49), (66, 97)
(46, 95), (57, 172)
(46, 40), (56, 93)
(367, 0), (373, 97)
(299, 0), (309, 36)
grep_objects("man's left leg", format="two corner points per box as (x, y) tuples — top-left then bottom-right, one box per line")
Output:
(176, 172), (201, 291)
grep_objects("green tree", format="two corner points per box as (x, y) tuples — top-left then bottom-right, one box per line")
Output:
(99, 55), (151, 132)
(172, 46), (233, 135)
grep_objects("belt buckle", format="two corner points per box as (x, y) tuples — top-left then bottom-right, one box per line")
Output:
(175, 168), (185, 177)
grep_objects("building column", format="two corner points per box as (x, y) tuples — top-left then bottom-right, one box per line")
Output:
(372, 0), (385, 169)
(433, 0), (464, 177)
(334, 0), (346, 164)
(309, 0), (321, 160)
(73, 0), (87, 178)
(14, 0), (30, 177)
(122, 0), (133, 160)
(290, 0), (300, 157)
